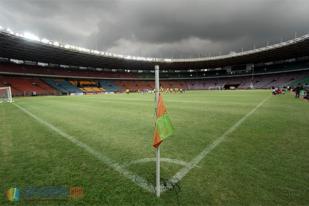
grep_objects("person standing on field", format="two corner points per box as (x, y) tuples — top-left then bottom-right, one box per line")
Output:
(295, 84), (301, 98)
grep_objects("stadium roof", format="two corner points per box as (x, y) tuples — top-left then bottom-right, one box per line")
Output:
(1, 29), (309, 70)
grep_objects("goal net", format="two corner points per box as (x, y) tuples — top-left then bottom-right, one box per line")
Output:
(0, 87), (13, 103)
(208, 86), (223, 90)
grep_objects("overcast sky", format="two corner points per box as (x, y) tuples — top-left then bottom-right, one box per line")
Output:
(0, 0), (308, 58)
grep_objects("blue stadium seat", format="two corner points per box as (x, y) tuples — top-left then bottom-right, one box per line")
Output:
(43, 79), (83, 94)
(99, 80), (120, 92)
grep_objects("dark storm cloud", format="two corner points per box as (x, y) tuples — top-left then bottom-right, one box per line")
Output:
(0, 0), (308, 58)
(0, 0), (117, 45)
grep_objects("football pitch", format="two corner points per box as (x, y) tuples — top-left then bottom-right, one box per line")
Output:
(1, 90), (308, 205)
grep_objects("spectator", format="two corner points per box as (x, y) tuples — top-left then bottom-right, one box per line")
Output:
(272, 86), (276, 95)
(295, 84), (301, 98)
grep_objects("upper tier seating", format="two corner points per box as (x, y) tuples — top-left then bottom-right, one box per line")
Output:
(0, 63), (136, 78)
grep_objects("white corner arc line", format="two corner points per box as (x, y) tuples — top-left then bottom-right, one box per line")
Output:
(161, 96), (270, 192)
(13, 103), (155, 193)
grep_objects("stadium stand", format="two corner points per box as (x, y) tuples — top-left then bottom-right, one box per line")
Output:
(70, 80), (104, 94)
(99, 80), (120, 93)
(43, 79), (83, 95)
(287, 77), (309, 87)
(0, 29), (308, 96)
(0, 75), (57, 96)
(0, 63), (136, 79)
(0, 68), (308, 96)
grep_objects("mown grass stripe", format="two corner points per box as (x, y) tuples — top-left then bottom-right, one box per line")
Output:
(162, 96), (270, 192)
(13, 103), (155, 193)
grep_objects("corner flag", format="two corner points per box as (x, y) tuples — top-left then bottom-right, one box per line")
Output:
(153, 95), (174, 148)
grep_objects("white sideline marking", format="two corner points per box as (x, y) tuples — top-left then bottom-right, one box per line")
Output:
(125, 158), (194, 168)
(162, 96), (270, 192)
(13, 103), (155, 193)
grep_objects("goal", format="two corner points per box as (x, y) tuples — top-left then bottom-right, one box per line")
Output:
(0, 87), (13, 103)
(208, 86), (223, 90)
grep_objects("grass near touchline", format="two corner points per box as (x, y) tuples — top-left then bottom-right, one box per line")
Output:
(0, 90), (308, 205)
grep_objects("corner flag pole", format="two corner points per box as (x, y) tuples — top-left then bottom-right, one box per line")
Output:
(155, 65), (160, 197)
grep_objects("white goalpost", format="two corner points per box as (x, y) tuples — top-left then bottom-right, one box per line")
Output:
(0, 86), (13, 103)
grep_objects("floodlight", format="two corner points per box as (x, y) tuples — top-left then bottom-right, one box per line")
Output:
(53, 41), (60, 46)
(41, 38), (50, 44)
(6, 28), (13, 34)
(164, 58), (172, 62)
(23, 32), (40, 41)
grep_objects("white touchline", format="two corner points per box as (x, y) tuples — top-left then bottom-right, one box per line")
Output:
(161, 96), (270, 192)
(13, 103), (155, 193)
(13, 95), (270, 194)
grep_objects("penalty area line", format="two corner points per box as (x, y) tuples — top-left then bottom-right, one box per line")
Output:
(13, 103), (155, 193)
(162, 96), (270, 192)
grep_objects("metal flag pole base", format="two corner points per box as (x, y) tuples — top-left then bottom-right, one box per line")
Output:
(156, 147), (160, 197)
(155, 65), (160, 197)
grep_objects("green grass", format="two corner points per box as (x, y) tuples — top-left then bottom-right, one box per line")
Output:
(0, 90), (308, 205)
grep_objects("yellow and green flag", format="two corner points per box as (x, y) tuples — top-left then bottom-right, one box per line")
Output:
(153, 95), (174, 148)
